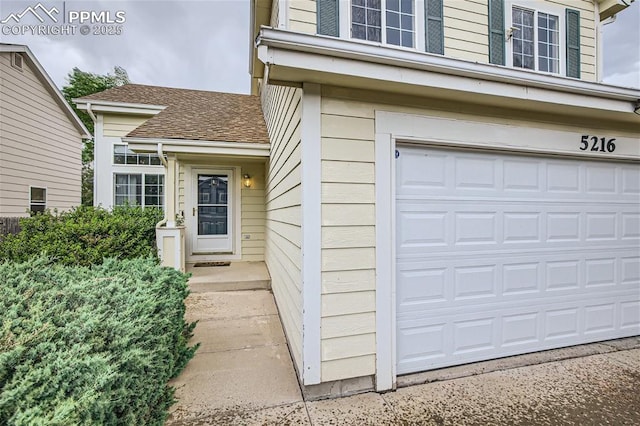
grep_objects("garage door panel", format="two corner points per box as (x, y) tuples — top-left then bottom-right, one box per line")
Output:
(397, 146), (638, 202)
(397, 201), (638, 254)
(397, 252), (639, 314)
(397, 295), (640, 374)
(396, 146), (640, 375)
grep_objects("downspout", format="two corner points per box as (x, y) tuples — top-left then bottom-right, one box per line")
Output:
(86, 102), (97, 122)
(86, 103), (98, 207)
(156, 142), (168, 228)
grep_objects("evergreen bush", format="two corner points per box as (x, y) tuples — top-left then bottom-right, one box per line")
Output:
(0, 206), (163, 266)
(0, 257), (198, 425)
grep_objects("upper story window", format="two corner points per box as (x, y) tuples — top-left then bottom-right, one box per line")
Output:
(351, 0), (415, 47)
(499, 1), (580, 78)
(511, 7), (559, 74)
(351, 0), (415, 48)
(113, 144), (163, 166)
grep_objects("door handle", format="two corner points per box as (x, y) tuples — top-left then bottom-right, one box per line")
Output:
(193, 207), (197, 216)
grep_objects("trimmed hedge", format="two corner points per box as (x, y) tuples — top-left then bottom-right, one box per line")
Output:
(0, 206), (163, 266)
(0, 257), (198, 425)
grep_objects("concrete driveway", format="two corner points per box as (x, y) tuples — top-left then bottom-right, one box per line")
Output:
(167, 288), (640, 425)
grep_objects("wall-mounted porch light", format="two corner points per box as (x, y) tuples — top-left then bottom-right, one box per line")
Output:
(243, 174), (252, 188)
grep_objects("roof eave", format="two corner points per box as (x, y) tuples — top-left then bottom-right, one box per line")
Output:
(74, 99), (166, 116)
(256, 28), (640, 119)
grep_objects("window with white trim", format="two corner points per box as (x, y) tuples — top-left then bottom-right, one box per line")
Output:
(351, 0), (415, 48)
(113, 144), (163, 166)
(29, 187), (46, 213)
(511, 6), (560, 73)
(114, 173), (164, 208)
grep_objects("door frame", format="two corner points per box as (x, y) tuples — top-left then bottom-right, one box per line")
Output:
(184, 165), (242, 261)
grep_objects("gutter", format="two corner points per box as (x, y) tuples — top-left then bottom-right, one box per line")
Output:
(156, 142), (168, 229)
(256, 27), (640, 103)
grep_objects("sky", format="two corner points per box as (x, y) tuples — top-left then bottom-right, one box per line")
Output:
(0, 0), (638, 93)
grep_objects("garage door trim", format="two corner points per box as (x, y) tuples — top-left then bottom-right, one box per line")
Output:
(374, 110), (639, 392)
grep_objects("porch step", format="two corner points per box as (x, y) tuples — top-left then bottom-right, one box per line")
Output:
(186, 261), (271, 293)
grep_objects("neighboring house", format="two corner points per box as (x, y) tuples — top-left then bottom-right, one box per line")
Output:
(74, 85), (270, 271)
(0, 44), (89, 217)
(78, 0), (638, 399)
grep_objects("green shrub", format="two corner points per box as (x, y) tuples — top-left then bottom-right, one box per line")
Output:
(0, 206), (163, 266)
(0, 257), (198, 425)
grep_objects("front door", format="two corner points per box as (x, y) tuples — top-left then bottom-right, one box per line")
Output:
(191, 171), (233, 254)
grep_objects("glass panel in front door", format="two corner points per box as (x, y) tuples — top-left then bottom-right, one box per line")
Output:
(197, 174), (228, 235)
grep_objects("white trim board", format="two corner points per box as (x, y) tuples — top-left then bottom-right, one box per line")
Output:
(373, 109), (640, 391)
(301, 82), (322, 385)
(375, 112), (640, 161)
(125, 138), (270, 157)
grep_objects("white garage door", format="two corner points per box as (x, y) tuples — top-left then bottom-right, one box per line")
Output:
(396, 145), (640, 375)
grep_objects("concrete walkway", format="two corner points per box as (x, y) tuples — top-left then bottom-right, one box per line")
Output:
(167, 289), (640, 425)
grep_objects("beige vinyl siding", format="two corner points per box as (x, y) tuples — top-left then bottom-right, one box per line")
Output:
(271, 0), (279, 27)
(289, 0), (317, 34)
(176, 159), (266, 262)
(0, 52), (82, 216)
(103, 114), (150, 137)
(320, 95), (377, 382)
(443, 0), (489, 63)
(262, 83), (304, 374)
(317, 82), (640, 382)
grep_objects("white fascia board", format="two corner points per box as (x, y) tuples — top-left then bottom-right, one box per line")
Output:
(124, 137), (270, 157)
(0, 44), (91, 138)
(256, 28), (640, 112)
(74, 100), (166, 116)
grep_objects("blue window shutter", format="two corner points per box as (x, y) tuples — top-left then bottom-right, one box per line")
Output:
(566, 9), (581, 78)
(425, 0), (444, 55)
(488, 0), (505, 65)
(317, 0), (339, 37)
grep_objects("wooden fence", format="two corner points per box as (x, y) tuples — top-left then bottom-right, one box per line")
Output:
(0, 217), (21, 237)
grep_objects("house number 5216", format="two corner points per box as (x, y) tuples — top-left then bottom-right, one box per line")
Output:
(580, 135), (616, 153)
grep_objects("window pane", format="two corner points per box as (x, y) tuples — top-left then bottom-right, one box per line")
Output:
(524, 55), (535, 69)
(367, 9), (381, 27)
(539, 59), (548, 72)
(401, 30), (413, 47)
(388, 0), (399, 12)
(30, 187), (46, 202)
(352, 23), (366, 39)
(30, 204), (46, 213)
(400, 0), (413, 14)
(401, 14), (413, 30)
(367, 0), (381, 9)
(352, 5), (365, 24)
(353, 0), (365, 5)
(387, 28), (400, 45)
(150, 155), (162, 166)
(126, 154), (137, 164)
(367, 26), (381, 41)
(387, 11), (399, 28)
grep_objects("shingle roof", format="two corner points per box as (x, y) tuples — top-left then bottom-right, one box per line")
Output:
(77, 84), (269, 143)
